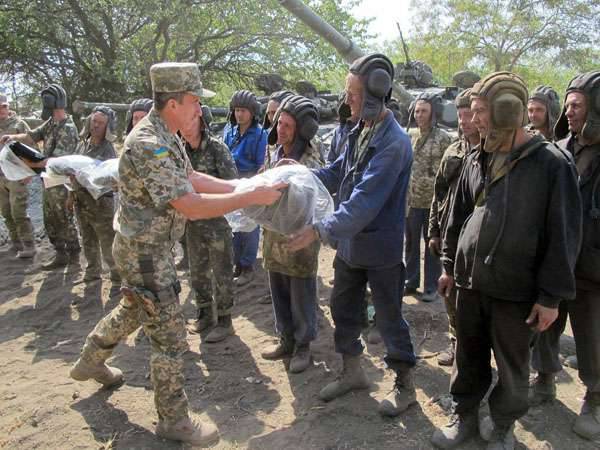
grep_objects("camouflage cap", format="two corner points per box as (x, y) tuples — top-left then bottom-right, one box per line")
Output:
(150, 62), (215, 98)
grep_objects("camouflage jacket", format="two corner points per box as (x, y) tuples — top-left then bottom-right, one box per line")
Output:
(428, 137), (473, 238)
(73, 138), (117, 197)
(408, 126), (452, 209)
(184, 131), (238, 228)
(0, 111), (30, 178)
(28, 115), (79, 157)
(263, 142), (323, 278)
(114, 108), (194, 248)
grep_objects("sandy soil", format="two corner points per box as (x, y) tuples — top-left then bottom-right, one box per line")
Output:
(0, 236), (596, 450)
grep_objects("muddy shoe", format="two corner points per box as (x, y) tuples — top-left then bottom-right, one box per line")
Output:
(319, 354), (370, 402)
(528, 373), (556, 406)
(431, 412), (478, 449)
(573, 400), (600, 441)
(156, 415), (219, 446)
(70, 358), (123, 387)
(205, 315), (234, 343)
(42, 251), (69, 270)
(438, 340), (456, 366)
(289, 344), (312, 373)
(262, 337), (295, 360)
(235, 267), (255, 287)
(187, 308), (212, 334)
(486, 423), (515, 450)
(379, 368), (417, 416)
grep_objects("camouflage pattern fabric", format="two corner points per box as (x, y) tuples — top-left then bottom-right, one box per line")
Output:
(29, 115), (80, 251)
(184, 131), (237, 316)
(150, 62), (209, 97)
(408, 126), (452, 210)
(262, 143), (323, 278)
(73, 139), (118, 278)
(78, 106), (195, 424)
(0, 112), (33, 244)
(428, 137), (471, 239)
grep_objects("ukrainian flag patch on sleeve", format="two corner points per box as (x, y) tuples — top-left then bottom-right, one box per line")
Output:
(154, 146), (169, 159)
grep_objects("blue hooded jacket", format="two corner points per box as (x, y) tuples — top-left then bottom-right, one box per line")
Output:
(314, 111), (413, 269)
(223, 122), (267, 175)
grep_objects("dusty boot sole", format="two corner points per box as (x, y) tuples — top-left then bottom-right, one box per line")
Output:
(156, 420), (219, 446)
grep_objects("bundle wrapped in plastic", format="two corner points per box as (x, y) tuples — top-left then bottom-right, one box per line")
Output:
(75, 158), (120, 199)
(226, 165), (334, 235)
(46, 155), (97, 177)
(0, 145), (37, 181)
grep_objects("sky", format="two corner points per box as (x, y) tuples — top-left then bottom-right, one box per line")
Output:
(350, 0), (414, 47)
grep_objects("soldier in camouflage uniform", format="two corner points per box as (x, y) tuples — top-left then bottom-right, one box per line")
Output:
(179, 109), (238, 343)
(71, 106), (120, 284)
(2, 84), (81, 269)
(405, 92), (452, 301)
(428, 89), (479, 366)
(69, 62), (284, 447)
(0, 94), (34, 258)
(260, 95), (323, 373)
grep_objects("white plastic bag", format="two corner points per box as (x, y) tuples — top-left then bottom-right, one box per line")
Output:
(0, 145), (36, 181)
(46, 155), (97, 177)
(226, 165), (334, 234)
(75, 158), (119, 199)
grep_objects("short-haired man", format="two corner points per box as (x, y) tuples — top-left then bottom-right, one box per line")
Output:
(428, 88), (479, 366)
(1, 84), (81, 269)
(224, 90), (268, 286)
(0, 94), (34, 258)
(260, 95), (324, 373)
(527, 85), (560, 140)
(433, 72), (581, 449)
(288, 54), (417, 417)
(68, 63), (284, 446)
(405, 92), (452, 302)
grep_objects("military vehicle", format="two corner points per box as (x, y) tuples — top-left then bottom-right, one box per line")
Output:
(278, 0), (480, 131)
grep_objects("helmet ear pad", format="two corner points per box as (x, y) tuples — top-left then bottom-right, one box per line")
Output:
(492, 92), (526, 129)
(366, 68), (392, 99)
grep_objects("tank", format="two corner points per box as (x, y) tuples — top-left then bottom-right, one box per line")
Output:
(278, 0), (479, 131)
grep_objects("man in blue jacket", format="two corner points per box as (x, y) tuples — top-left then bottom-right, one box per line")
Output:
(223, 90), (268, 286)
(288, 53), (416, 417)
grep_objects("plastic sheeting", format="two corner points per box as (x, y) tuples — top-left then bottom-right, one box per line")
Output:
(75, 158), (119, 199)
(0, 145), (37, 181)
(226, 165), (334, 234)
(46, 155), (97, 177)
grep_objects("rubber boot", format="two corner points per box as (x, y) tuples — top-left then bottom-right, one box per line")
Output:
(379, 368), (417, 416)
(528, 372), (556, 406)
(573, 399), (600, 441)
(319, 354), (370, 402)
(486, 423), (515, 450)
(262, 335), (295, 360)
(205, 315), (234, 343)
(431, 411), (478, 449)
(289, 343), (312, 373)
(42, 250), (69, 270)
(187, 307), (212, 334)
(70, 358), (123, 387)
(155, 415), (219, 446)
(16, 241), (36, 259)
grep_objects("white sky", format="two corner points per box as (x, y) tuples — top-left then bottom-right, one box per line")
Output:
(350, 0), (414, 46)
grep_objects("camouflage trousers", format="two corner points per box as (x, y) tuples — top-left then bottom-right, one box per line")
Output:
(78, 234), (190, 424)
(43, 185), (79, 252)
(74, 190), (118, 280)
(0, 175), (33, 244)
(186, 218), (234, 316)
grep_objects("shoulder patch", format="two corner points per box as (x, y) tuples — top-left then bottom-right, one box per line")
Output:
(154, 146), (169, 159)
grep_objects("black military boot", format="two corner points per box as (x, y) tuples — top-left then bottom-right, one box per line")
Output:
(431, 411), (479, 449)
(486, 423), (515, 450)
(528, 372), (556, 406)
(42, 249), (69, 270)
(187, 307), (213, 334)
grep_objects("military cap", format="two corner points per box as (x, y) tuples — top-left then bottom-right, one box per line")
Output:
(150, 62), (215, 98)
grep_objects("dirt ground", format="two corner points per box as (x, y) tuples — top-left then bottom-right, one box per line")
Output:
(0, 238), (597, 450)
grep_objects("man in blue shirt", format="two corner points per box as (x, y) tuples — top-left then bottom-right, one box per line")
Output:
(288, 53), (416, 417)
(223, 90), (268, 286)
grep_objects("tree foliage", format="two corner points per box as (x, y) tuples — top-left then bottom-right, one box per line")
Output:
(0, 0), (368, 107)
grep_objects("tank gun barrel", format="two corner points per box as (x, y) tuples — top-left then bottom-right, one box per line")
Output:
(396, 22), (411, 65)
(279, 0), (413, 104)
(72, 100), (229, 117)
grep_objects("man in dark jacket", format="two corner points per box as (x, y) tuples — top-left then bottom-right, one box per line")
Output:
(287, 53), (416, 417)
(432, 72), (581, 450)
(532, 71), (600, 441)
(526, 85), (560, 140)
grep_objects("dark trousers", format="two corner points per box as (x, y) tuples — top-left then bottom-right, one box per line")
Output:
(233, 225), (259, 268)
(451, 288), (534, 428)
(330, 255), (416, 372)
(405, 207), (441, 293)
(268, 271), (318, 345)
(531, 289), (600, 401)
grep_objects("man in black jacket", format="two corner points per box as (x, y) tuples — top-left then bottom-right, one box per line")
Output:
(531, 71), (600, 441)
(432, 72), (582, 450)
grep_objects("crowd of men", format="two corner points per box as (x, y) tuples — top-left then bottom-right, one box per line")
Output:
(0, 56), (598, 450)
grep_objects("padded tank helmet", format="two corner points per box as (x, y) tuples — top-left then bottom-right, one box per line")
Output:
(40, 84), (67, 120)
(263, 90), (295, 129)
(126, 98), (153, 134)
(268, 95), (320, 158)
(228, 89), (261, 126)
(408, 91), (444, 129)
(528, 85), (560, 139)
(80, 105), (118, 142)
(348, 53), (394, 121)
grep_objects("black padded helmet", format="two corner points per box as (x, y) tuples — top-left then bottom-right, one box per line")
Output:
(40, 84), (67, 120)
(228, 89), (261, 126)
